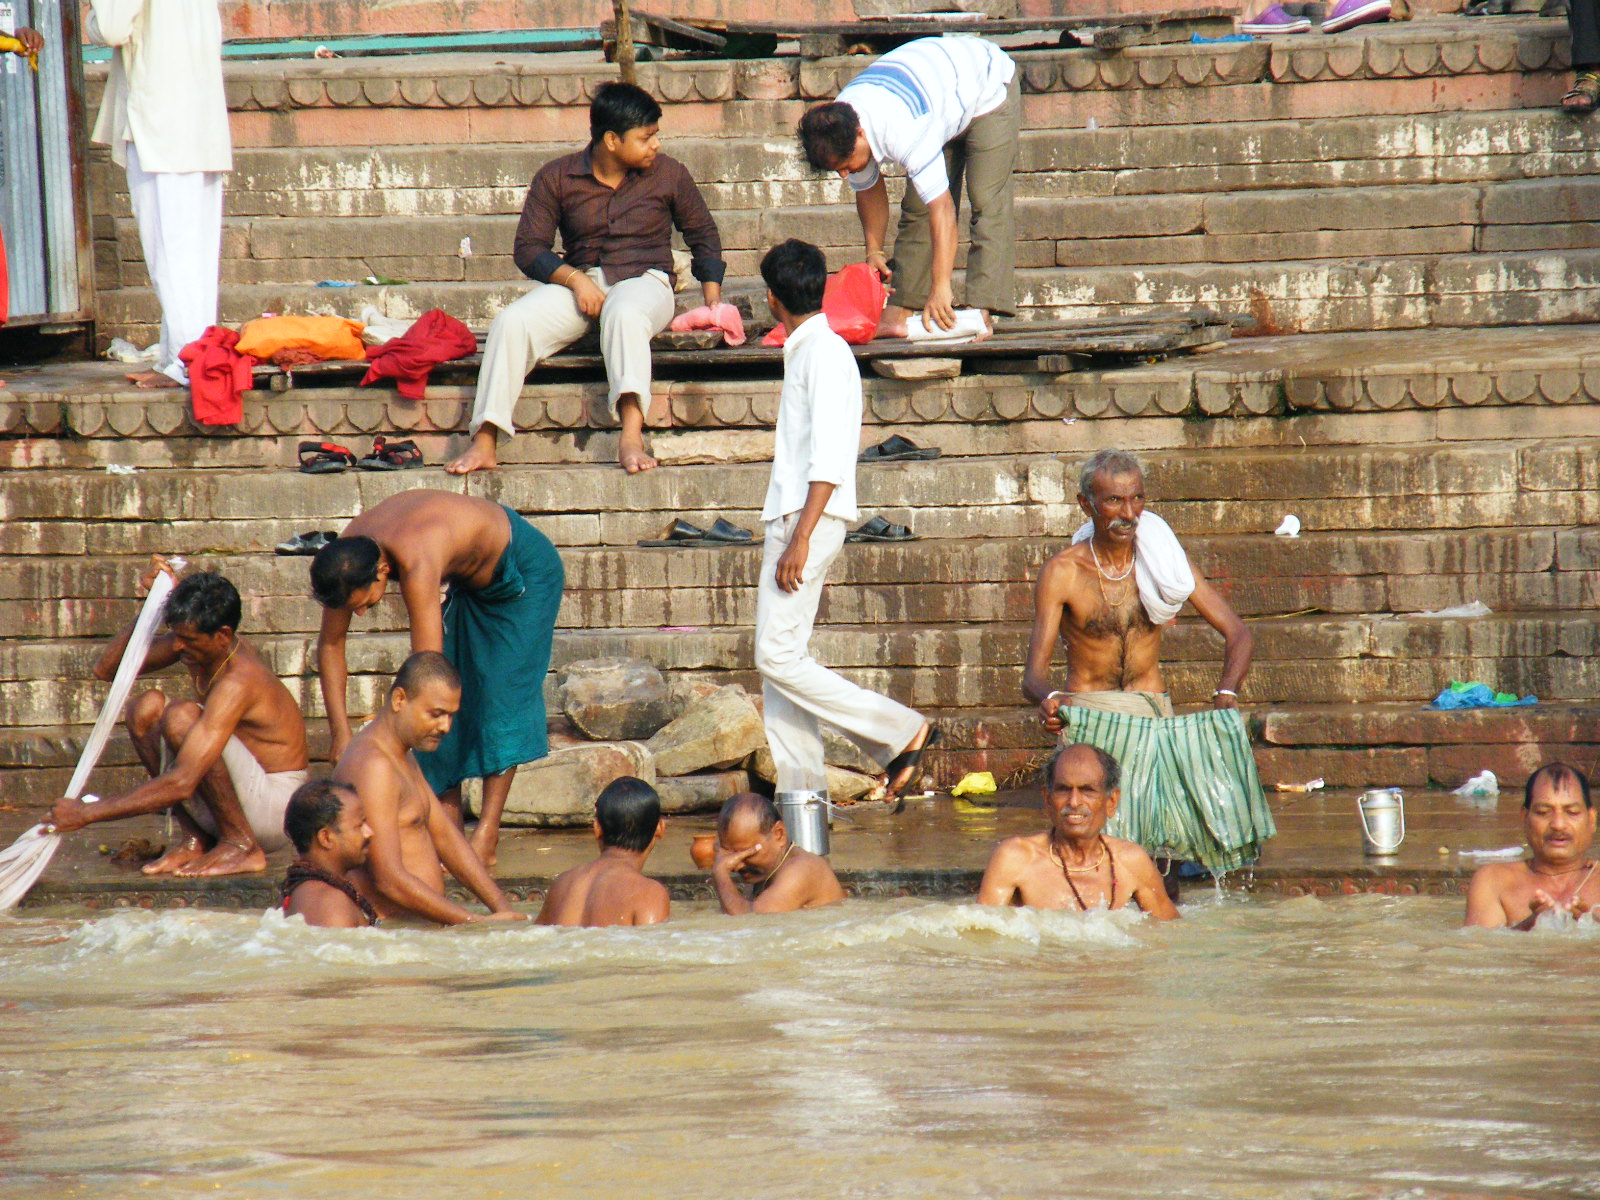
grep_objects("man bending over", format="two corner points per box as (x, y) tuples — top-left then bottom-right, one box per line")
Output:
(447, 80), (726, 474)
(1465, 763), (1598, 929)
(49, 560), (308, 877)
(978, 743), (1178, 918)
(281, 779), (378, 928)
(710, 792), (845, 915)
(537, 776), (670, 927)
(313, 489), (564, 868)
(332, 651), (524, 925)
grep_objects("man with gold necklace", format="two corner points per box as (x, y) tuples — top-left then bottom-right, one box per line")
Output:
(978, 743), (1177, 918)
(49, 559), (309, 876)
(1465, 763), (1599, 929)
(1020, 449), (1274, 879)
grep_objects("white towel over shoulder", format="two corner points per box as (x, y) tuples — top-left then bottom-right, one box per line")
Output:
(1070, 510), (1195, 626)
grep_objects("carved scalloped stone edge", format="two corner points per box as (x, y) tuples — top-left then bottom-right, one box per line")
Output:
(1282, 366), (1600, 412)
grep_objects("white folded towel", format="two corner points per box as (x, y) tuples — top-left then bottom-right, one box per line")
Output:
(904, 307), (990, 344)
(1070, 509), (1196, 626)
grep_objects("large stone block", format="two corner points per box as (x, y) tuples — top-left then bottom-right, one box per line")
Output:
(556, 657), (674, 741)
(488, 740), (655, 828)
(654, 769), (751, 814)
(645, 684), (766, 776)
(749, 748), (882, 803)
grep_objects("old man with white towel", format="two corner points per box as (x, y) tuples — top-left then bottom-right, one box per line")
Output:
(1021, 449), (1275, 876)
(87, 0), (231, 390)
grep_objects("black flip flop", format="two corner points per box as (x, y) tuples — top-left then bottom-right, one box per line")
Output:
(845, 515), (918, 543)
(859, 435), (941, 463)
(298, 441), (357, 474)
(702, 517), (755, 545)
(358, 435), (426, 471)
(639, 518), (712, 548)
(275, 529), (339, 556)
(885, 725), (943, 808)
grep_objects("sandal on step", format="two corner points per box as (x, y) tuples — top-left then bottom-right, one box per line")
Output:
(1564, 69), (1600, 114)
(845, 515), (918, 543)
(298, 441), (357, 474)
(357, 436), (426, 470)
(859, 435), (941, 463)
(884, 725), (943, 806)
(701, 517), (755, 545)
(638, 518), (712, 548)
(275, 529), (339, 556)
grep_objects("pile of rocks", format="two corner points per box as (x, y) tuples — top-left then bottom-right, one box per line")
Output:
(464, 657), (885, 827)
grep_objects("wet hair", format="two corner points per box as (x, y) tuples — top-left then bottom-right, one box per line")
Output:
(718, 791), (780, 836)
(590, 81), (661, 144)
(310, 536), (382, 610)
(595, 776), (662, 852)
(1043, 743), (1122, 794)
(284, 778), (356, 855)
(797, 102), (861, 172)
(760, 239), (827, 318)
(1524, 762), (1593, 810)
(392, 650), (461, 698)
(163, 571), (241, 635)
(1078, 449), (1144, 501)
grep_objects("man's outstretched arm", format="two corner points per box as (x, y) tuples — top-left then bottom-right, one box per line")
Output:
(316, 606), (356, 759)
(1186, 566), (1252, 709)
(428, 798), (521, 917)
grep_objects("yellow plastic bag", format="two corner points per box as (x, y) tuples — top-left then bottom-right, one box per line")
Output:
(950, 771), (997, 798)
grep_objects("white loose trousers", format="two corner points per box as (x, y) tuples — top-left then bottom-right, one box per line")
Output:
(125, 141), (222, 385)
(469, 267), (675, 437)
(755, 512), (924, 793)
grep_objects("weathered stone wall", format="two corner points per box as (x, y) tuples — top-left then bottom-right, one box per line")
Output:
(87, 18), (1597, 348)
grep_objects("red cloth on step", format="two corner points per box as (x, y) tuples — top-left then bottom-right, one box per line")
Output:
(360, 308), (476, 400)
(180, 326), (258, 426)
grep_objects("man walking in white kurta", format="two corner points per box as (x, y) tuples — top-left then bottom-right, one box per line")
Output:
(754, 240), (934, 805)
(87, 0), (231, 389)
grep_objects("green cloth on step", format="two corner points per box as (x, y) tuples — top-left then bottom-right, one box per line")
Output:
(1060, 706), (1276, 875)
(417, 507), (564, 795)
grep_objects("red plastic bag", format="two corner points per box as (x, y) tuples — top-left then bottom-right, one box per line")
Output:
(762, 262), (886, 347)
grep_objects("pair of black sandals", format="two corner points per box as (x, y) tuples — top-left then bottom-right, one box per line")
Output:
(298, 435), (425, 473)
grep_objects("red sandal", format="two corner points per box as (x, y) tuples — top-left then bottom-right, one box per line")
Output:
(357, 435), (426, 471)
(297, 440), (358, 474)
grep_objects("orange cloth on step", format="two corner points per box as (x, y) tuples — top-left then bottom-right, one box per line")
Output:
(234, 315), (365, 361)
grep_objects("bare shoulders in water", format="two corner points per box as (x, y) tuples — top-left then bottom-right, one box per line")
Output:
(538, 860), (670, 927)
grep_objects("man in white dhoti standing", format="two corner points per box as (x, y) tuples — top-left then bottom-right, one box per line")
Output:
(86, 0), (231, 389)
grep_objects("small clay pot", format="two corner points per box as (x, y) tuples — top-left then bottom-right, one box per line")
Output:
(690, 834), (717, 871)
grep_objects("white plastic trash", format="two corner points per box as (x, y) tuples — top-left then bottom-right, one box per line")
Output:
(1452, 770), (1499, 797)
(1407, 601), (1492, 620)
(1274, 515), (1301, 538)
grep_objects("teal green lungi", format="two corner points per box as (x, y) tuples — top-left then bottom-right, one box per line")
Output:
(417, 507), (564, 795)
(1060, 706), (1276, 875)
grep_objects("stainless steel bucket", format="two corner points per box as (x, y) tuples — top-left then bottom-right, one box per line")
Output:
(778, 789), (830, 857)
(1358, 788), (1405, 855)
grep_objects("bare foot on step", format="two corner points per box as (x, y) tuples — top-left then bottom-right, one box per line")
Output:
(470, 828), (499, 872)
(173, 839), (268, 877)
(446, 430), (499, 475)
(618, 434), (658, 474)
(141, 836), (207, 876)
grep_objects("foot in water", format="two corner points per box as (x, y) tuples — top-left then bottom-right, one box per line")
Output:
(446, 429), (499, 475)
(173, 839), (268, 877)
(141, 836), (207, 876)
(126, 369), (183, 390)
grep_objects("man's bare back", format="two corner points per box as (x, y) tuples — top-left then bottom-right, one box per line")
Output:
(538, 857), (670, 927)
(342, 490), (511, 596)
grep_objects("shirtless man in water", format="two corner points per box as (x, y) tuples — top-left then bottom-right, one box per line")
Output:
(537, 776), (670, 927)
(1465, 763), (1599, 930)
(977, 743), (1178, 918)
(1022, 448), (1251, 724)
(49, 560), (308, 877)
(281, 779), (377, 929)
(332, 652), (525, 925)
(313, 489), (564, 867)
(710, 792), (845, 914)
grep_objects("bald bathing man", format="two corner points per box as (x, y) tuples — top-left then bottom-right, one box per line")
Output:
(978, 744), (1178, 918)
(1465, 763), (1599, 930)
(280, 779), (378, 929)
(537, 776), (670, 927)
(1022, 448), (1274, 877)
(49, 559), (308, 877)
(710, 793), (845, 915)
(313, 489), (564, 868)
(333, 652), (524, 926)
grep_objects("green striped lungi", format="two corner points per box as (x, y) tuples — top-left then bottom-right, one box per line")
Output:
(1060, 705), (1275, 874)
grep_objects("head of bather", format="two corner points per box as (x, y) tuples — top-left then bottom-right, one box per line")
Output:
(388, 651), (461, 753)
(760, 238), (827, 324)
(163, 571), (242, 668)
(590, 81), (661, 170)
(1077, 449), (1145, 546)
(1522, 763), (1595, 870)
(797, 102), (872, 179)
(717, 792), (788, 881)
(311, 536), (389, 616)
(1042, 743), (1122, 846)
(594, 776), (665, 854)
(285, 778), (371, 870)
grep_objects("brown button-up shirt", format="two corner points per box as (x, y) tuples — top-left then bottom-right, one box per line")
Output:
(512, 149), (725, 288)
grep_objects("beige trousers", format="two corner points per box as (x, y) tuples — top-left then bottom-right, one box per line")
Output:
(755, 513), (925, 792)
(890, 73), (1020, 315)
(165, 736), (304, 853)
(469, 267), (675, 437)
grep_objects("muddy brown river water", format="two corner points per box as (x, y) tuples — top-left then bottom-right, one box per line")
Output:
(2, 894), (1597, 1198)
